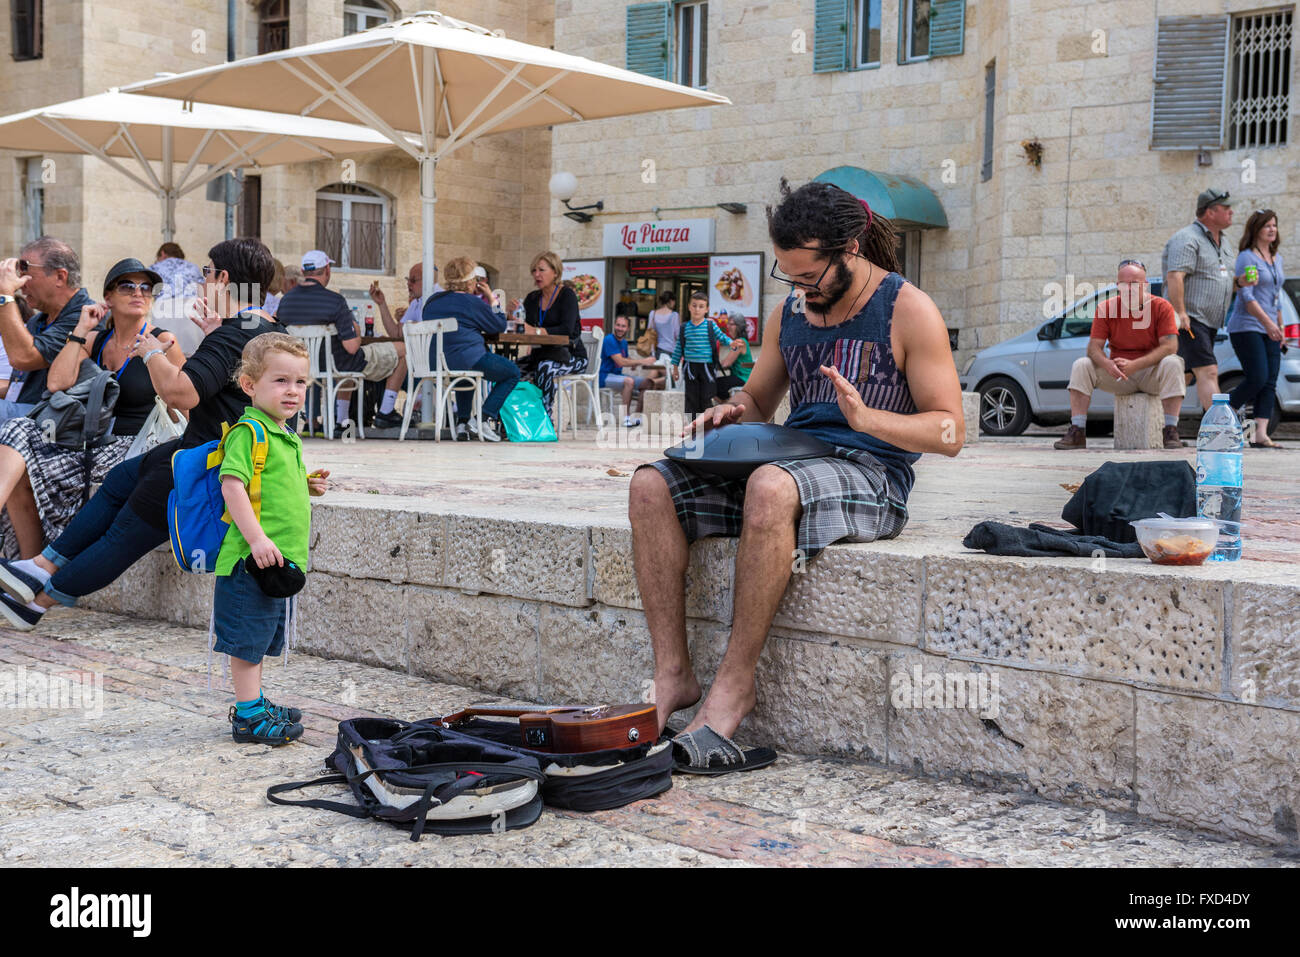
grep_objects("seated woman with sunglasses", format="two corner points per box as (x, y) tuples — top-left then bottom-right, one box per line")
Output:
(0, 240), (279, 631)
(0, 259), (182, 558)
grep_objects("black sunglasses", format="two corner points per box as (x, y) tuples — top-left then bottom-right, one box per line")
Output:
(1118, 259), (1146, 272)
(769, 245), (854, 290)
(17, 259), (53, 275)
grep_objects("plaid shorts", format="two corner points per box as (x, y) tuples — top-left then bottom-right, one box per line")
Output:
(643, 447), (909, 560)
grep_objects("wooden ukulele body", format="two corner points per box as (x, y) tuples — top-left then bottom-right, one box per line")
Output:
(442, 704), (658, 753)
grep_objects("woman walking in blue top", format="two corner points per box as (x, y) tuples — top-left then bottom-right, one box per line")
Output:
(1227, 209), (1286, 448)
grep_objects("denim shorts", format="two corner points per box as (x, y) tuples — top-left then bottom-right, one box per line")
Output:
(213, 558), (287, 664)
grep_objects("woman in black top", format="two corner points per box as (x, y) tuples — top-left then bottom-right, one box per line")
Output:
(0, 239), (279, 630)
(509, 251), (587, 416)
(0, 258), (183, 557)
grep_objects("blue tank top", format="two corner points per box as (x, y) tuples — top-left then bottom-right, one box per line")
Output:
(780, 272), (921, 496)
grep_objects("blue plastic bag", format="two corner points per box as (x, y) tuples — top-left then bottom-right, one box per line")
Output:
(498, 382), (557, 442)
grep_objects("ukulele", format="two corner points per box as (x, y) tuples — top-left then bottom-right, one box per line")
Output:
(440, 704), (658, 753)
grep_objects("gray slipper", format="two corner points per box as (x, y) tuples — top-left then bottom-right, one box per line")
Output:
(671, 725), (776, 775)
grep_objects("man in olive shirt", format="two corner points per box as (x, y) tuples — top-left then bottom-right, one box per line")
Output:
(1162, 189), (1254, 411)
(0, 237), (91, 421)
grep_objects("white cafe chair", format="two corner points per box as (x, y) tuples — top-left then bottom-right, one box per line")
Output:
(284, 324), (365, 440)
(555, 325), (606, 438)
(400, 318), (484, 441)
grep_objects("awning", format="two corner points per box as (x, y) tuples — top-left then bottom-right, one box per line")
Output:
(813, 166), (948, 230)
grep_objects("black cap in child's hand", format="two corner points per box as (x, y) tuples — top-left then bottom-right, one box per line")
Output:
(245, 558), (306, 598)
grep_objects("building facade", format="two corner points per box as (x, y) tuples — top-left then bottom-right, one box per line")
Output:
(549, 0), (1298, 367)
(0, 0), (554, 312)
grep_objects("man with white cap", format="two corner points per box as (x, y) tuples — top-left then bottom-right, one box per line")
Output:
(277, 249), (408, 433)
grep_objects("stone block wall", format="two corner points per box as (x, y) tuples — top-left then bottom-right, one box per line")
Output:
(85, 501), (1300, 846)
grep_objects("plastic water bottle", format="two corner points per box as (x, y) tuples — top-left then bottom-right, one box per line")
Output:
(1195, 394), (1243, 561)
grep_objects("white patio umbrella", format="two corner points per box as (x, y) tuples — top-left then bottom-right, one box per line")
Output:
(123, 10), (730, 301)
(0, 90), (404, 242)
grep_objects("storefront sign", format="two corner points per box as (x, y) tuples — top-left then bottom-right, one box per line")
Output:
(708, 253), (762, 342)
(603, 218), (716, 257)
(563, 259), (607, 329)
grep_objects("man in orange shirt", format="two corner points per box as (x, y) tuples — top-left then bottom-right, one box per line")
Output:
(1055, 259), (1186, 450)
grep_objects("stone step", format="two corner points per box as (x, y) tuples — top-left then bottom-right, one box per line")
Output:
(81, 500), (1300, 847)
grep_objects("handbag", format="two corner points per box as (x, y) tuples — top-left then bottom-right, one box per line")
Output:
(28, 358), (120, 505)
(497, 381), (557, 442)
(27, 358), (119, 450)
(635, 325), (658, 358)
(125, 396), (186, 460)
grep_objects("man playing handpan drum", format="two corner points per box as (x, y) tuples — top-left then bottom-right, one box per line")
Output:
(629, 179), (964, 774)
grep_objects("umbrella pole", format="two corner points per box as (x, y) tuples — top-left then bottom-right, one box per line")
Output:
(161, 126), (175, 243)
(420, 154), (436, 304)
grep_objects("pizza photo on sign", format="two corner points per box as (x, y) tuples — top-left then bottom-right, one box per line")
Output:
(715, 267), (753, 307)
(572, 274), (602, 310)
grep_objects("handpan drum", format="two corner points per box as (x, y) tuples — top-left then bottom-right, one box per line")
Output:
(663, 422), (835, 481)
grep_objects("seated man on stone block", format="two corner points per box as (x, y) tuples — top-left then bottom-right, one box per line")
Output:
(629, 179), (964, 773)
(1054, 259), (1186, 451)
(600, 313), (664, 428)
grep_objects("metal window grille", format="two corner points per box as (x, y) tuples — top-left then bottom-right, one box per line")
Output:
(1229, 9), (1292, 149)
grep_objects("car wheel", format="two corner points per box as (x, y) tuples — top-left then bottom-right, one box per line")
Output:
(978, 377), (1031, 436)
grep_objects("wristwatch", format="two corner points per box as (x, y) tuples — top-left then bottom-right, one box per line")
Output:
(65, 333), (87, 345)
(0, 295), (13, 308)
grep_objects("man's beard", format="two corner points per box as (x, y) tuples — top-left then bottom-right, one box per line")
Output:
(803, 259), (854, 317)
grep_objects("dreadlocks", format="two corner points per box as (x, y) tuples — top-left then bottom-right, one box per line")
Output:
(766, 178), (900, 274)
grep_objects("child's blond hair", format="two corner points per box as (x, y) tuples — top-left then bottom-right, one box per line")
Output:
(236, 332), (310, 383)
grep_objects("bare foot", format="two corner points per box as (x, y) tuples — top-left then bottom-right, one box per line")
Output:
(682, 678), (757, 739)
(651, 673), (702, 734)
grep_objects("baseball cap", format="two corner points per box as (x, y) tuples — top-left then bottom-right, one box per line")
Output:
(1196, 189), (1232, 215)
(301, 250), (335, 270)
(472, 265), (487, 279)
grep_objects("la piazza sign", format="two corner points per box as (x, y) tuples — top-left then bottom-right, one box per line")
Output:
(602, 218), (716, 257)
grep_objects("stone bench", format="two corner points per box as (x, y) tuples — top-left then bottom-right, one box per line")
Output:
(79, 500), (1300, 847)
(1113, 392), (1165, 449)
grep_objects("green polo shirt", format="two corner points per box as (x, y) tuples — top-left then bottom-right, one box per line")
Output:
(215, 406), (310, 576)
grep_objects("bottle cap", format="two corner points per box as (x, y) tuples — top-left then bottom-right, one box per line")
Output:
(1213, 394), (1230, 401)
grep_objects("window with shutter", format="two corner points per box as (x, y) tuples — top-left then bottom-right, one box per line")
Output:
(1228, 9), (1292, 149)
(814, 0), (880, 74)
(981, 61), (995, 182)
(1151, 16), (1230, 150)
(626, 3), (672, 81)
(929, 0), (965, 58)
(899, 0), (931, 63)
(11, 0), (42, 61)
(676, 1), (708, 89)
(814, 0), (849, 73)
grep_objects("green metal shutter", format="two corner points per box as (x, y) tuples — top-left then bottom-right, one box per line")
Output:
(1151, 16), (1230, 150)
(929, 1), (965, 58)
(813, 0), (849, 73)
(626, 3), (672, 81)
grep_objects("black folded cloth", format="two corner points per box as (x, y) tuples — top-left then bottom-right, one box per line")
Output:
(962, 521), (1145, 558)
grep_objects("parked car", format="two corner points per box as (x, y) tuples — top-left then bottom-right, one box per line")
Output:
(959, 279), (1300, 436)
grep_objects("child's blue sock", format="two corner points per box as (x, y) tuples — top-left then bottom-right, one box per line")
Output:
(235, 697), (264, 718)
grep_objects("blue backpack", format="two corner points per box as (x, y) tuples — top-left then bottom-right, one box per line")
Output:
(168, 416), (269, 573)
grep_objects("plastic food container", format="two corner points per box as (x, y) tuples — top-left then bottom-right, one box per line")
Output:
(1130, 517), (1219, 566)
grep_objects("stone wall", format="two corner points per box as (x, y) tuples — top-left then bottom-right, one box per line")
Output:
(550, 0), (1300, 365)
(86, 502), (1300, 846)
(0, 0), (554, 304)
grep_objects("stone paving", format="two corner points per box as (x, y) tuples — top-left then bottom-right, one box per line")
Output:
(1, 608), (1295, 868)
